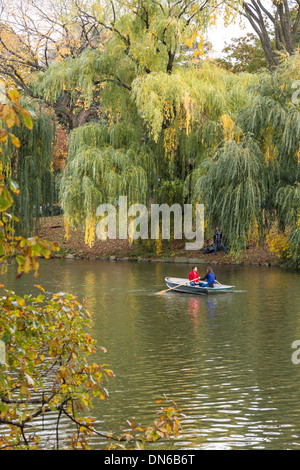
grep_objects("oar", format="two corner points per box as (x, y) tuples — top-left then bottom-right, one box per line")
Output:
(157, 277), (200, 295)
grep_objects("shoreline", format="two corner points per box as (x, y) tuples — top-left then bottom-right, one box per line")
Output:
(56, 254), (281, 268)
(39, 215), (282, 268)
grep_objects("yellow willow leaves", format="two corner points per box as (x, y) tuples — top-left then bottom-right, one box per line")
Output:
(185, 31), (198, 50)
(220, 113), (235, 141)
(265, 145), (276, 161)
(132, 65), (254, 149)
(163, 126), (178, 157)
(155, 237), (163, 257)
(64, 213), (81, 242)
(0, 161), (12, 180)
(192, 34), (206, 59)
(85, 215), (96, 248)
(222, 6), (239, 28)
(182, 91), (193, 135)
(266, 228), (292, 259)
(247, 219), (259, 247)
(220, 113), (242, 142)
(64, 217), (70, 241)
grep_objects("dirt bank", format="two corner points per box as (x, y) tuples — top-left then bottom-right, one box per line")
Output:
(39, 215), (279, 266)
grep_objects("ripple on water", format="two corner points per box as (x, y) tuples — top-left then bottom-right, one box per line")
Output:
(2, 260), (300, 450)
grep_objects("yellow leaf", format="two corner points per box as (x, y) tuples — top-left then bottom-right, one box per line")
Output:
(34, 284), (45, 292)
(7, 89), (21, 105)
(20, 381), (28, 395)
(0, 105), (17, 128)
(0, 129), (8, 143)
(9, 133), (21, 148)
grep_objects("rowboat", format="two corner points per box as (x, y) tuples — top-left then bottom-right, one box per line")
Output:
(164, 277), (235, 295)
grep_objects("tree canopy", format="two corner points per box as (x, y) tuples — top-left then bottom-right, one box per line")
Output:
(189, 54), (300, 266)
(0, 0), (299, 267)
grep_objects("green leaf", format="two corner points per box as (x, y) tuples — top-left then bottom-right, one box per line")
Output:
(16, 255), (25, 265)
(0, 186), (13, 212)
(20, 108), (33, 130)
(9, 179), (20, 195)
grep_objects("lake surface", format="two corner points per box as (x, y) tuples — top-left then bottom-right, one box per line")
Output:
(2, 259), (300, 450)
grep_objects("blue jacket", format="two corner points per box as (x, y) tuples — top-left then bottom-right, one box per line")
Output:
(201, 272), (216, 286)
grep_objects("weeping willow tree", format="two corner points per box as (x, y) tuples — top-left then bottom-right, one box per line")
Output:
(59, 122), (154, 246)
(189, 54), (300, 267)
(36, 20), (299, 267)
(131, 63), (255, 183)
(29, 1), (299, 265)
(276, 184), (300, 268)
(236, 54), (299, 267)
(0, 97), (55, 236)
(188, 136), (267, 249)
(56, 59), (255, 245)
(32, 0), (241, 132)
(30, 0), (251, 247)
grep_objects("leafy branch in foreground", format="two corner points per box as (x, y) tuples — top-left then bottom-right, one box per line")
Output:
(0, 288), (182, 450)
(0, 289), (112, 449)
(105, 398), (182, 450)
(0, 82), (59, 276)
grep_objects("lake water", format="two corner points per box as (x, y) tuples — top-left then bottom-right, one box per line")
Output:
(2, 259), (300, 450)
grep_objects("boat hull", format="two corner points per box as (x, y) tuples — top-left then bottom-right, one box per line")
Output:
(165, 277), (235, 295)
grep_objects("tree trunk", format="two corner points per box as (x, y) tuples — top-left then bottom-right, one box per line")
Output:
(242, 0), (299, 70)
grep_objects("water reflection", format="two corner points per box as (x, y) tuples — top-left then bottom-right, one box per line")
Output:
(188, 296), (201, 328)
(1, 260), (300, 450)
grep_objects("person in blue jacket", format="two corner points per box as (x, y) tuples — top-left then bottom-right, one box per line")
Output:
(199, 266), (217, 288)
(214, 226), (227, 254)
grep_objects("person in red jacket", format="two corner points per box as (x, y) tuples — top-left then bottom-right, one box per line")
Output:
(188, 266), (200, 286)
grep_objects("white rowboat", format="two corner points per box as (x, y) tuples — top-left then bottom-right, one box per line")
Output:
(164, 277), (235, 295)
